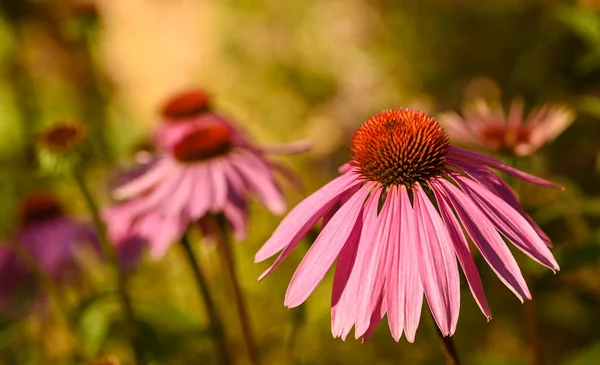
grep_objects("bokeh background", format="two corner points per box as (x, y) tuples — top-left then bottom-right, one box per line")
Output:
(1, 0), (600, 364)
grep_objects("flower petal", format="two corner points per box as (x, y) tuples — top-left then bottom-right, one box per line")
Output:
(112, 158), (172, 200)
(284, 183), (373, 308)
(331, 188), (380, 340)
(413, 184), (460, 336)
(355, 188), (394, 338)
(163, 167), (195, 216)
(397, 186), (424, 342)
(384, 186), (403, 341)
(452, 173), (558, 271)
(448, 146), (563, 190)
(188, 165), (212, 220)
(255, 171), (360, 263)
(431, 180), (492, 320)
(437, 178), (531, 302)
(231, 151), (286, 215)
(208, 158), (228, 213)
(450, 160), (552, 246)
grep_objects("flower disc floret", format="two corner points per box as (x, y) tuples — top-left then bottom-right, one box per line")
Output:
(350, 109), (449, 186)
(38, 122), (87, 153)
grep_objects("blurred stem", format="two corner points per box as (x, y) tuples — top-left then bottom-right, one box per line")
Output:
(79, 24), (112, 162)
(6, 23), (39, 168)
(180, 233), (233, 365)
(286, 304), (306, 364)
(72, 172), (143, 365)
(9, 242), (70, 324)
(434, 326), (461, 365)
(524, 300), (544, 365)
(213, 215), (260, 365)
(9, 241), (85, 363)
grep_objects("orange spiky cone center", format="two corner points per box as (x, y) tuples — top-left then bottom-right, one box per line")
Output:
(350, 109), (449, 186)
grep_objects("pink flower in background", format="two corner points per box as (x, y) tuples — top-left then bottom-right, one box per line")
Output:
(256, 109), (560, 342)
(0, 192), (98, 311)
(104, 89), (307, 259)
(438, 99), (575, 156)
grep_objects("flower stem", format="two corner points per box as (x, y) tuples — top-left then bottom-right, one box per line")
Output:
(213, 216), (260, 365)
(523, 300), (544, 365)
(10, 242), (84, 362)
(434, 325), (461, 365)
(72, 172), (143, 364)
(180, 233), (233, 365)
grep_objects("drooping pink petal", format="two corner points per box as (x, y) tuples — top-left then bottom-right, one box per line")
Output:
(255, 171), (361, 263)
(452, 173), (558, 271)
(450, 160), (552, 246)
(338, 163), (352, 174)
(284, 183), (373, 308)
(148, 215), (188, 259)
(430, 180), (492, 320)
(448, 146), (563, 189)
(384, 186), (403, 341)
(224, 200), (247, 241)
(507, 99), (524, 128)
(438, 112), (474, 144)
(208, 158), (228, 213)
(188, 165), (212, 220)
(397, 186), (423, 343)
(330, 222), (362, 339)
(413, 184), (460, 336)
(354, 188), (394, 338)
(361, 291), (386, 343)
(221, 159), (249, 200)
(437, 178), (531, 302)
(112, 158), (172, 200)
(126, 165), (187, 217)
(163, 167), (195, 216)
(231, 151), (286, 215)
(260, 139), (311, 155)
(526, 106), (574, 154)
(331, 188), (380, 340)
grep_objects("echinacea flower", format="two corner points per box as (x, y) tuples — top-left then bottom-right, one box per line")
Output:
(438, 99), (574, 156)
(0, 192), (98, 311)
(104, 89), (307, 259)
(256, 109), (560, 342)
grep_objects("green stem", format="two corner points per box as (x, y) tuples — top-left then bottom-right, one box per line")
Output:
(10, 242), (85, 363)
(180, 233), (233, 365)
(213, 216), (260, 365)
(434, 325), (461, 365)
(72, 172), (143, 364)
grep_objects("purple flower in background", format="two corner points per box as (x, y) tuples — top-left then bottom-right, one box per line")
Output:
(104, 89), (307, 259)
(256, 109), (561, 342)
(0, 192), (98, 311)
(438, 99), (575, 156)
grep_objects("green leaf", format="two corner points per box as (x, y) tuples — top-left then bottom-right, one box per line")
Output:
(555, 6), (600, 46)
(78, 302), (111, 357)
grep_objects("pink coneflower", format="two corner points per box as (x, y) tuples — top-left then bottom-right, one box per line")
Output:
(438, 99), (575, 156)
(256, 109), (560, 342)
(104, 89), (307, 259)
(0, 192), (98, 311)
